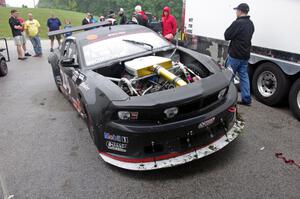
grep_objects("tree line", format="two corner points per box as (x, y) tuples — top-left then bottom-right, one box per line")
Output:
(38, 0), (183, 23)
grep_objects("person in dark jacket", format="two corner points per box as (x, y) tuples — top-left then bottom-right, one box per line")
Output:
(162, 6), (177, 41)
(134, 5), (148, 27)
(225, 3), (255, 106)
(118, 8), (127, 25)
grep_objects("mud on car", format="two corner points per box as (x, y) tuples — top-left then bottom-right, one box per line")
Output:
(48, 22), (244, 170)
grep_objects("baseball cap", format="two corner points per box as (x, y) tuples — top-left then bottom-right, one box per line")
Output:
(234, 3), (250, 13)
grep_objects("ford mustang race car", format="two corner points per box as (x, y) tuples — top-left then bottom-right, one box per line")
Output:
(48, 22), (244, 170)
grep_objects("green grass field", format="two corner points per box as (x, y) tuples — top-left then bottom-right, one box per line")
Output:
(0, 7), (85, 39)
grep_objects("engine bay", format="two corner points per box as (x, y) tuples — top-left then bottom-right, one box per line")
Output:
(94, 54), (211, 97)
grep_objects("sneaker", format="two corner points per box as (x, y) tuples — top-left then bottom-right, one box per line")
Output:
(25, 52), (32, 57)
(18, 57), (28, 60)
(50, 48), (54, 52)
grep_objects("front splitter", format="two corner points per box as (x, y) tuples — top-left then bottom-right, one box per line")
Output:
(99, 121), (244, 171)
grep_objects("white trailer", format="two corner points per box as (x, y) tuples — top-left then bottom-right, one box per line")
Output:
(182, 0), (300, 120)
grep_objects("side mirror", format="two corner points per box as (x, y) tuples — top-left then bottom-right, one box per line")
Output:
(60, 58), (79, 68)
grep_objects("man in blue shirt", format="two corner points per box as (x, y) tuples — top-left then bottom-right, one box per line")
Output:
(47, 13), (61, 52)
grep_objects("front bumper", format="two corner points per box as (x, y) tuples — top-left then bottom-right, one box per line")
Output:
(100, 120), (244, 170)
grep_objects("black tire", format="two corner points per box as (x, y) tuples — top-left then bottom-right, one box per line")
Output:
(0, 59), (8, 77)
(50, 64), (62, 93)
(252, 62), (290, 106)
(289, 78), (300, 121)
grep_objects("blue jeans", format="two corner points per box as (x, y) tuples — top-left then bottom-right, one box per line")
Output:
(29, 35), (42, 55)
(226, 55), (252, 104)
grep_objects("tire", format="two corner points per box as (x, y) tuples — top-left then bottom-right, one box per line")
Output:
(50, 64), (62, 93)
(82, 103), (95, 143)
(0, 58), (8, 77)
(252, 62), (290, 106)
(289, 78), (300, 121)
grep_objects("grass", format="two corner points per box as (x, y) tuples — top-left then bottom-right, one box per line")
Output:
(0, 7), (85, 39)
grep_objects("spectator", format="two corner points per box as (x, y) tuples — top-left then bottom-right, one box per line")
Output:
(8, 9), (27, 60)
(90, 15), (98, 23)
(224, 3), (255, 106)
(64, 19), (72, 38)
(162, 6), (177, 41)
(134, 5), (148, 27)
(47, 13), (62, 52)
(16, 13), (31, 56)
(118, 8), (127, 25)
(82, 13), (91, 25)
(107, 10), (117, 25)
(24, 13), (42, 57)
(99, 16), (105, 22)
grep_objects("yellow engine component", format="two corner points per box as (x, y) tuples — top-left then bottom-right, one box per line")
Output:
(153, 65), (187, 87)
(125, 56), (173, 78)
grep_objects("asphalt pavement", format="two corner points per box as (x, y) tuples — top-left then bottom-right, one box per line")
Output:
(0, 41), (299, 199)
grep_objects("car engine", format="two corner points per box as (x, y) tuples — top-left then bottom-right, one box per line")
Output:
(109, 56), (204, 96)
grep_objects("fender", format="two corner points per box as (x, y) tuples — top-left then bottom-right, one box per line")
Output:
(249, 53), (300, 76)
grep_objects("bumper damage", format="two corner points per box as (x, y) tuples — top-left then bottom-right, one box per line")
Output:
(99, 120), (244, 171)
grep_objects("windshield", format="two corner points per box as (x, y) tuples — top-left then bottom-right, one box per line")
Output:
(82, 32), (171, 67)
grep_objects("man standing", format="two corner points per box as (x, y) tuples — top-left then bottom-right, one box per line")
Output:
(118, 8), (127, 25)
(134, 5), (148, 27)
(24, 13), (42, 57)
(8, 9), (27, 60)
(225, 3), (255, 106)
(161, 6), (177, 41)
(47, 13), (61, 52)
(16, 13), (31, 57)
(82, 13), (91, 25)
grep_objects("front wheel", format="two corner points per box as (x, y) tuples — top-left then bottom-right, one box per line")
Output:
(289, 78), (300, 121)
(0, 59), (8, 77)
(252, 62), (290, 106)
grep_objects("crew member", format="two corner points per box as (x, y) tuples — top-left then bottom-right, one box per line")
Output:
(161, 6), (177, 41)
(225, 3), (255, 106)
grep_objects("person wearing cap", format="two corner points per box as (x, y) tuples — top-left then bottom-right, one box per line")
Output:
(8, 9), (27, 60)
(119, 8), (127, 25)
(162, 6), (177, 41)
(134, 5), (148, 27)
(225, 3), (255, 106)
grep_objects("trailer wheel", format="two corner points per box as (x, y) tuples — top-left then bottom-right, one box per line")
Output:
(252, 62), (290, 106)
(289, 78), (300, 120)
(0, 59), (8, 77)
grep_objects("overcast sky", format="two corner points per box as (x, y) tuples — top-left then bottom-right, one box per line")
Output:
(6, 0), (39, 8)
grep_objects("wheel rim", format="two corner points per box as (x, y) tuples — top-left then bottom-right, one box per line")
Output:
(297, 90), (300, 109)
(257, 71), (277, 97)
(1, 60), (8, 74)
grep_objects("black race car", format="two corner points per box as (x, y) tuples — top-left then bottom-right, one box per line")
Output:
(0, 38), (9, 77)
(48, 22), (244, 170)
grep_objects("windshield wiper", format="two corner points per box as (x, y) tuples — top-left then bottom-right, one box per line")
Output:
(123, 39), (154, 51)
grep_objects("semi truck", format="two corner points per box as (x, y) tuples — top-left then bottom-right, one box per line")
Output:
(181, 0), (300, 120)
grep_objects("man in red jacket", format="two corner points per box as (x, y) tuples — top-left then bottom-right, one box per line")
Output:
(162, 6), (177, 41)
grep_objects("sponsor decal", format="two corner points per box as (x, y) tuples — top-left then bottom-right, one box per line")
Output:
(106, 141), (127, 152)
(198, 117), (216, 129)
(104, 132), (129, 143)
